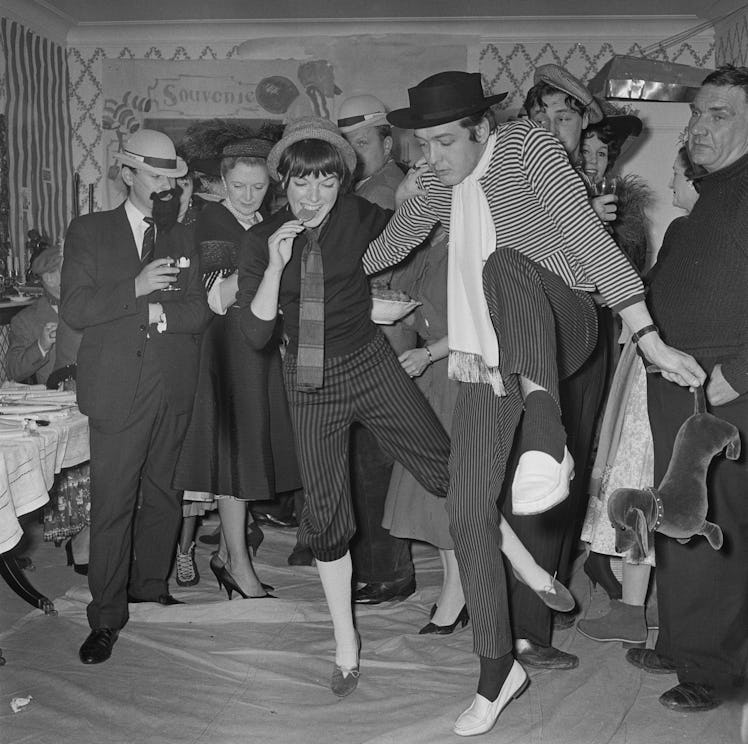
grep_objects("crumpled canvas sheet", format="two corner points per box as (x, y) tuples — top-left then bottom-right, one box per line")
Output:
(0, 527), (743, 744)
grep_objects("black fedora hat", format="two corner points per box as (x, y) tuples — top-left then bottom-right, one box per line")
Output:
(388, 71), (508, 129)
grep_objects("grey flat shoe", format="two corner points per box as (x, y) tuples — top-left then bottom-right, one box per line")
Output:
(330, 632), (361, 698)
(331, 662), (360, 698)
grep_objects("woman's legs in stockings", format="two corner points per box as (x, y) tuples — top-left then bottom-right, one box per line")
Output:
(217, 498), (264, 596)
(432, 549), (466, 626)
(178, 515), (197, 554)
(623, 562), (651, 605)
(434, 522), (564, 628)
(70, 524), (90, 564)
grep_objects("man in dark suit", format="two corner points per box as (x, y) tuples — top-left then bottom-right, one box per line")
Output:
(61, 129), (211, 665)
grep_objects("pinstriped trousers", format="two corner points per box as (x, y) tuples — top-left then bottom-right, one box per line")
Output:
(283, 330), (451, 562)
(447, 248), (598, 658)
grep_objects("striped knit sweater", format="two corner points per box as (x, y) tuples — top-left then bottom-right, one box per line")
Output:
(365, 118), (644, 313)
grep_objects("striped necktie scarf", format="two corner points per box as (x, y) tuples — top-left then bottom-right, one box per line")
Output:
(141, 217), (155, 265)
(295, 227), (325, 391)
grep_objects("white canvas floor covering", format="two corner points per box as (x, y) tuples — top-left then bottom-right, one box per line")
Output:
(1, 518), (744, 744)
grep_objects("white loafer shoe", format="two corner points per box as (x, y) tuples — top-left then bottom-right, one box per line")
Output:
(511, 447), (574, 516)
(453, 661), (529, 736)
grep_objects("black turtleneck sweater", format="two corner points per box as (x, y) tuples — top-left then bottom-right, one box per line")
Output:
(648, 151), (748, 394)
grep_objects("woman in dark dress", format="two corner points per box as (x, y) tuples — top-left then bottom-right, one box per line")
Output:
(174, 137), (301, 598)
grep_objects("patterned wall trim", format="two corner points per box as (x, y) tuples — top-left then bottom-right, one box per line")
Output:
(715, 8), (748, 66)
(67, 36), (714, 211)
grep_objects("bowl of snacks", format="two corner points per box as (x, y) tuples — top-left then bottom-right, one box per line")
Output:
(370, 288), (421, 325)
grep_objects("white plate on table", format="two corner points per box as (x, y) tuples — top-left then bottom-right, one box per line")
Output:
(0, 402), (63, 414)
(25, 391), (77, 404)
(6, 294), (30, 303)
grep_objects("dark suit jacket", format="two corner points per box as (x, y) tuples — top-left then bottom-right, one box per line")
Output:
(61, 203), (211, 429)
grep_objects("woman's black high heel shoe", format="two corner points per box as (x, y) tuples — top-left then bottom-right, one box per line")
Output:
(583, 552), (622, 600)
(209, 552), (225, 589)
(65, 539), (88, 576)
(246, 521), (264, 558)
(210, 553), (274, 594)
(217, 565), (275, 600)
(419, 605), (469, 635)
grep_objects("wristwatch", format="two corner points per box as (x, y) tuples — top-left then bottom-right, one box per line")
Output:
(631, 324), (658, 344)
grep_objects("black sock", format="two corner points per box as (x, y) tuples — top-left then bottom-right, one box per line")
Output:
(519, 390), (566, 463)
(477, 652), (515, 702)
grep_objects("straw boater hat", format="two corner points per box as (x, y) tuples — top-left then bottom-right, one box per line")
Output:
(113, 129), (187, 177)
(266, 116), (357, 181)
(337, 95), (389, 134)
(533, 64), (604, 124)
(387, 71), (508, 130)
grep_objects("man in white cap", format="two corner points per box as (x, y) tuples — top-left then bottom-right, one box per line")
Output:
(337, 94), (417, 605)
(338, 94), (404, 209)
(366, 70), (703, 736)
(61, 128), (211, 665)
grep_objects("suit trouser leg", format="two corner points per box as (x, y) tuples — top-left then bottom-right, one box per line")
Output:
(482, 248), (598, 646)
(649, 370), (748, 689)
(447, 381), (521, 658)
(349, 423), (413, 584)
(557, 307), (612, 584)
(86, 356), (182, 628)
(129, 397), (188, 600)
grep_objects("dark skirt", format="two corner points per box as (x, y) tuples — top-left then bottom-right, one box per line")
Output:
(173, 308), (301, 500)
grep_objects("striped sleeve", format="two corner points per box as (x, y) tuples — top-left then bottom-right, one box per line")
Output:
(522, 127), (644, 310)
(363, 190), (440, 275)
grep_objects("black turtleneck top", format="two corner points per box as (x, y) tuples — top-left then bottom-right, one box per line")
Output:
(648, 150), (748, 393)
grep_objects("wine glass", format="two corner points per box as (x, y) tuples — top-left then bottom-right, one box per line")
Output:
(161, 256), (189, 291)
(594, 175), (618, 196)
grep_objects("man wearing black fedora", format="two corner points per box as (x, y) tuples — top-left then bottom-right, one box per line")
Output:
(365, 70), (704, 736)
(61, 129), (211, 665)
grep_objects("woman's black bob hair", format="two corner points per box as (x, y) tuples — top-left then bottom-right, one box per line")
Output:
(276, 139), (353, 193)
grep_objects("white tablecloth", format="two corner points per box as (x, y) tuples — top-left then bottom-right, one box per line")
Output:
(0, 408), (89, 553)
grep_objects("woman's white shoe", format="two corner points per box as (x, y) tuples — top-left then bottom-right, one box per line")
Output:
(453, 661), (529, 736)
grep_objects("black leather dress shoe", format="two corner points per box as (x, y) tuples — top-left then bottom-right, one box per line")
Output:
(251, 512), (298, 529)
(659, 682), (721, 712)
(625, 647), (677, 674)
(127, 593), (184, 606)
(514, 638), (579, 669)
(354, 576), (416, 604)
(79, 628), (119, 664)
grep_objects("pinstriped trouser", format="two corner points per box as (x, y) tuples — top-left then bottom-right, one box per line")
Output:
(283, 330), (451, 562)
(447, 248), (599, 658)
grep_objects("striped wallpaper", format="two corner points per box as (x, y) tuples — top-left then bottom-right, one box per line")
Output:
(0, 18), (74, 276)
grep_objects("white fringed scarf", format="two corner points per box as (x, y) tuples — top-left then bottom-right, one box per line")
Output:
(447, 134), (505, 395)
